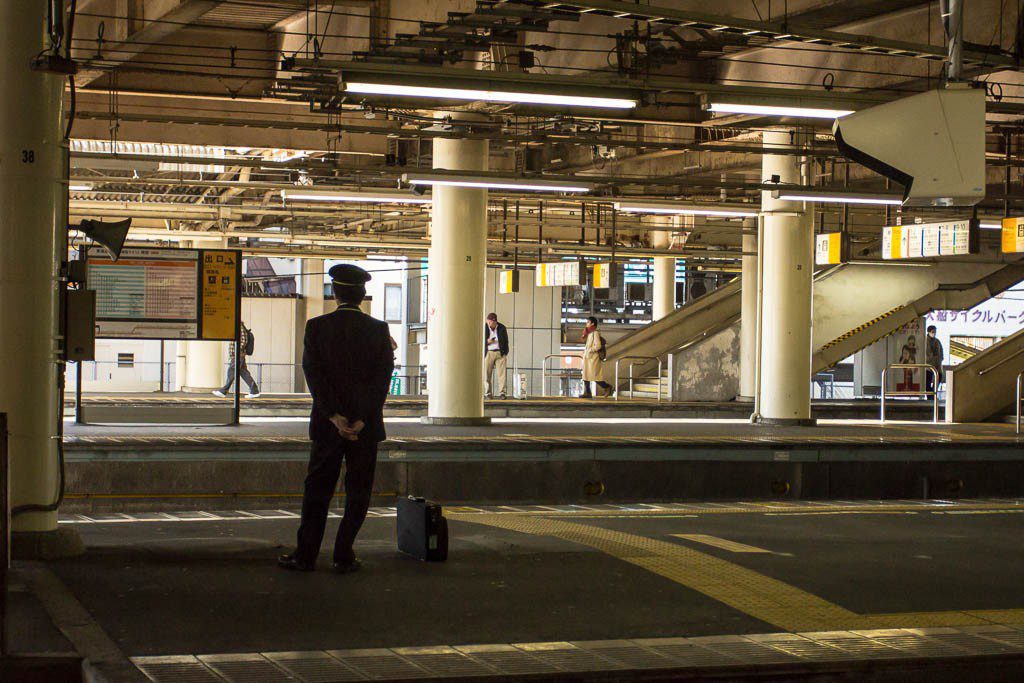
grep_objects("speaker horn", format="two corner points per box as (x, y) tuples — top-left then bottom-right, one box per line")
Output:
(78, 218), (131, 261)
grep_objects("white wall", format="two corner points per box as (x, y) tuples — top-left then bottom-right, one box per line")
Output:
(241, 296), (301, 394)
(66, 339), (166, 393)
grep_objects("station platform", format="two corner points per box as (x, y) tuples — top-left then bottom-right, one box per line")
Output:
(61, 417), (1024, 511)
(66, 392), (939, 421)
(14, 499), (1024, 681)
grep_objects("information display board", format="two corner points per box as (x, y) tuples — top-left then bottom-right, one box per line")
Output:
(882, 220), (979, 260)
(1002, 217), (1024, 254)
(535, 261), (584, 287)
(814, 233), (847, 265)
(592, 262), (613, 288)
(87, 246), (240, 340)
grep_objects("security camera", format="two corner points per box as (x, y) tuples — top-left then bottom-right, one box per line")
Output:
(832, 86), (985, 207)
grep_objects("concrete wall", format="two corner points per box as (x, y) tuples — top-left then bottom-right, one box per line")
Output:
(672, 324), (741, 402)
(481, 267), (562, 398)
(66, 339), (165, 393)
(946, 326), (1024, 423)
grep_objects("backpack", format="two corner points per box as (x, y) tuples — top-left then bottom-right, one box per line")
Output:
(243, 328), (255, 356)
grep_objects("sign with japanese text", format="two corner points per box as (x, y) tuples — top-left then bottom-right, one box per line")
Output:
(200, 250), (240, 340)
(498, 269), (520, 294)
(535, 260), (583, 287)
(592, 262), (612, 288)
(86, 246), (240, 340)
(1002, 217), (1024, 254)
(882, 220), (979, 260)
(814, 232), (846, 265)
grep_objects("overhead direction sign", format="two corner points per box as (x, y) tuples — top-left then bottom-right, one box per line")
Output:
(814, 232), (848, 265)
(498, 269), (520, 294)
(535, 261), (584, 287)
(87, 246), (240, 340)
(592, 262), (613, 289)
(882, 219), (979, 260)
(1002, 217), (1024, 254)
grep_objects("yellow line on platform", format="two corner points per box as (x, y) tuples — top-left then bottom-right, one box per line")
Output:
(453, 513), (1024, 633)
(672, 534), (773, 553)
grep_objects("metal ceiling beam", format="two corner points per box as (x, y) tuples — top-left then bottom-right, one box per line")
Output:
(523, 0), (1016, 67)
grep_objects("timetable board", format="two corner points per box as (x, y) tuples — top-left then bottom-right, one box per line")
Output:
(535, 260), (584, 287)
(86, 246), (240, 340)
(882, 220), (979, 260)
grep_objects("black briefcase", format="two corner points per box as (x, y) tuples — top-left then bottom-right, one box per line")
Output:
(397, 496), (448, 562)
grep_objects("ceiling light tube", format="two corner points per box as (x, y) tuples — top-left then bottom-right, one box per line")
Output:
(773, 191), (903, 206)
(344, 81), (637, 109)
(979, 222), (1002, 230)
(402, 173), (593, 193)
(280, 188), (431, 204)
(707, 102), (854, 119)
(69, 182), (94, 191)
(613, 200), (759, 217)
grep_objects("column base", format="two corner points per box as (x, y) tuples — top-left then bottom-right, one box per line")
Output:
(754, 416), (817, 427)
(420, 416), (492, 426)
(12, 527), (85, 560)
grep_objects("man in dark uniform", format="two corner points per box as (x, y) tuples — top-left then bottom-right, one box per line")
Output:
(278, 264), (394, 573)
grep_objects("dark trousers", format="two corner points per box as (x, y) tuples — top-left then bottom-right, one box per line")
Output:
(220, 359), (258, 394)
(295, 438), (378, 564)
(581, 380), (611, 397)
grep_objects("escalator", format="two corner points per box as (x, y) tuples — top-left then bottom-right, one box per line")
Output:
(606, 260), (1024, 401)
(945, 326), (1024, 423)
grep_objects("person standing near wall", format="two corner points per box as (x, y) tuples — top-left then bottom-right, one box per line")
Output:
(581, 316), (613, 398)
(926, 325), (945, 394)
(483, 312), (509, 399)
(278, 264), (395, 573)
(213, 322), (260, 398)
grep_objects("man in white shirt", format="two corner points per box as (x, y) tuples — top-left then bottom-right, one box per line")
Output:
(483, 312), (509, 399)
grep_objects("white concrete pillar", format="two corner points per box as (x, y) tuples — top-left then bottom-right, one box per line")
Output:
(424, 113), (489, 425)
(755, 129), (814, 425)
(182, 237), (226, 392)
(300, 258), (326, 320)
(651, 229), (675, 321)
(1, 2), (64, 533)
(738, 217), (758, 400)
(174, 341), (187, 391)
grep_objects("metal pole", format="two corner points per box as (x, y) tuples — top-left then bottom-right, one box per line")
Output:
(1017, 372), (1022, 435)
(158, 341), (165, 392)
(232, 337), (241, 425)
(1, 413), (9, 655)
(880, 368), (888, 422)
(75, 362), (84, 425)
(945, 0), (964, 83)
(614, 360), (620, 402)
(931, 368), (939, 423)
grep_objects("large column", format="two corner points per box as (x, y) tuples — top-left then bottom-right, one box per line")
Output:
(182, 237), (226, 392)
(755, 129), (814, 425)
(300, 258), (326, 321)
(1, 2), (65, 539)
(423, 114), (489, 425)
(651, 228), (676, 321)
(738, 217), (758, 400)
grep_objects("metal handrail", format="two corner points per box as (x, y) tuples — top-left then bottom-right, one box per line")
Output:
(976, 345), (1024, 376)
(614, 355), (664, 402)
(880, 363), (939, 423)
(1017, 372), (1023, 435)
(541, 354), (583, 398)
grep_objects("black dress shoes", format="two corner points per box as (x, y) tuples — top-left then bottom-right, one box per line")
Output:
(332, 558), (362, 574)
(277, 553), (315, 571)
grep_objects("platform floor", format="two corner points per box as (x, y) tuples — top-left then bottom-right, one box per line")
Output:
(19, 499), (1024, 681)
(63, 416), (1024, 451)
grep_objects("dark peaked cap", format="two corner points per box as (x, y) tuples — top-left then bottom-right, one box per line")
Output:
(329, 263), (372, 286)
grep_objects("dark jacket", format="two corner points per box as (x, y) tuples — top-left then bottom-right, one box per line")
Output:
(303, 306), (395, 444)
(484, 322), (510, 357)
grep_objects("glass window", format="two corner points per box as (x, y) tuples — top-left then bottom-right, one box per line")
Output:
(384, 284), (402, 323)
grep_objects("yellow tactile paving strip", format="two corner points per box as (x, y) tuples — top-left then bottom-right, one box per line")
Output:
(452, 512), (1024, 634)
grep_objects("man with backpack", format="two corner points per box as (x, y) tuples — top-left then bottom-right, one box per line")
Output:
(213, 321), (261, 398)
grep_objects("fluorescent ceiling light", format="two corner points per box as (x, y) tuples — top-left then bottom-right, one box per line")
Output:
(979, 222), (1002, 230)
(614, 200), (759, 217)
(402, 173), (592, 193)
(280, 189), (431, 204)
(69, 183), (94, 191)
(774, 192), (903, 206)
(708, 102), (854, 119)
(344, 81), (636, 109)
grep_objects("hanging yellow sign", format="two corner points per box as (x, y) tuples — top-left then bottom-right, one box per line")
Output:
(1002, 217), (1024, 253)
(200, 249), (240, 340)
(592, 262), (612, 288)
(814, 233), (845, 265)
(498, 269), (520, 294)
